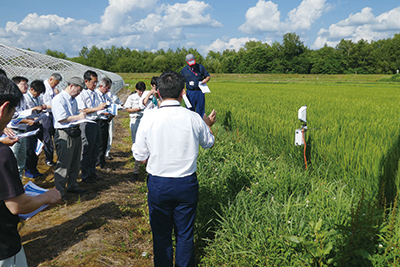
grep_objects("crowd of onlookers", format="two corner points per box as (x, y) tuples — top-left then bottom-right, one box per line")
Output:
(0, 69), (124, 199)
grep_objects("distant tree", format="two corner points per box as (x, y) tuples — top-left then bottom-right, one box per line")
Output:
(221, 49), (239, 73)
(335, 39), (354, 73)
(311, 45), (342, 74)
(281, 33), (306, 72)
(240, 45), (273, 73)
(45, 49), (67, 59)
(47, 32), (400, 74)
(352, 39), (374, 74)
(204, 51), (222, 73)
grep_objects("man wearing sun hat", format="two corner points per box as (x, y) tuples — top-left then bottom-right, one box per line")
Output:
(52, 77), (87, 200)
(181, 53), (210, 118)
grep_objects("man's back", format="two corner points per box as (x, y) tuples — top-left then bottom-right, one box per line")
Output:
(133, 100), (214, 178)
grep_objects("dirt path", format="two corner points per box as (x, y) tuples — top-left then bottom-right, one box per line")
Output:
(19, 88), (154, 266)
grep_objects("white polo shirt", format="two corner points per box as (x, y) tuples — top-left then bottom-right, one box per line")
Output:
(52, 91), (79, 129)
(43, 79), (56, 107)
(76, 89), (100, 121)
(124, 93), (143, 119)
(132, 100), (214, 178)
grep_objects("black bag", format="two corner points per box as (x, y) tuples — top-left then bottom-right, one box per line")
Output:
(62, 126), (81, 137)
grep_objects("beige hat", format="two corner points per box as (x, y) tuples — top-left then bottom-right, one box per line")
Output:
(68, 77), (85, 88)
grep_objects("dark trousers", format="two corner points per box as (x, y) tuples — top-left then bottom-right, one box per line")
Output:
(25, 124), (43, 172)
(41, 113), (55, 162)
(186, 90), (205, 118)
(54, 129), (81, 197)
(80, 122), (101, 179)
(147, 173), (198, 267)
(97, 119), (109, 167)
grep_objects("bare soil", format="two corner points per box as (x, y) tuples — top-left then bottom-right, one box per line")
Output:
(19, 88), (154, 266)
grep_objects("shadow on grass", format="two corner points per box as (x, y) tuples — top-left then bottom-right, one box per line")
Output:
(377, 132), (400, 206)
(195, 164), (252, 261)
(22, 201), (143, 267)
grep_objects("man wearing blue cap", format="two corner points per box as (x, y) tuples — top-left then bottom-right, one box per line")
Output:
(181, 53), (210, 117)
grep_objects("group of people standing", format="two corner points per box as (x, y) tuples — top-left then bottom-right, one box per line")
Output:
(0, 70), (119, 200)
(0, 53), (215, 267)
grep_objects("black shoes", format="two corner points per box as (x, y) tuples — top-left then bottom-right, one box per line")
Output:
(46, 161), (56, 167)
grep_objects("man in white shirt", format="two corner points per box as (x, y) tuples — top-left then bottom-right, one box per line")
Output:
(76, 70), (107, 183)
(52, 77), (86, 199)
(124, 81), (146, 179)
(5, 76), (35, 179)
(95, 77), (113, 168)
(132, 71), (216, 267)
(105, 91), (123, 160)
(24, 80), (46, 178)
(42, 73), (62, 166)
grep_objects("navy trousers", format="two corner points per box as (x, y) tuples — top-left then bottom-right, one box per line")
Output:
(147, 173), (199, 267)
(41, 113), (55, 162)
(186, 90), (205, 118)
(80, 122), (101, 180)
(25, 124), (43, 172)
(96, 119), (109, 168)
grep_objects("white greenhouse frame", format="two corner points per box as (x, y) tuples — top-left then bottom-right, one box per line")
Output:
(0, 44), (125, 94)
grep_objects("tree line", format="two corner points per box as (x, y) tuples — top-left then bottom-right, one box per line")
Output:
(47, 32), (400, 74)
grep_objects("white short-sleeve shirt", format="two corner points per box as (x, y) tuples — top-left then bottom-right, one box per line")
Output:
(132, 100), (214, 178)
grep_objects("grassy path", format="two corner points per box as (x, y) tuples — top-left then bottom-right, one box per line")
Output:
(19, 88), (154, 266)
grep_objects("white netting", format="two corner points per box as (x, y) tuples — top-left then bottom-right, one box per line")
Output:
(0, 43), (125, 94)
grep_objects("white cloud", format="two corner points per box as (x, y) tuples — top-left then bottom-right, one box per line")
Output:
(287, 0), (327, 30)
(337, 7), (376, 26)
(0, 0), (222, 56)
(239, 1), (281, 34)
(204, 37), (258, 53)
(312, 6), (400, 49)
(100, 0), (157, 32)
(239, 0), (328, 34)
(160, 0), (222, 28)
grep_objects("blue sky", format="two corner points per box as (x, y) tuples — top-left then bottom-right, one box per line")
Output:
(0, 0), (399, 57)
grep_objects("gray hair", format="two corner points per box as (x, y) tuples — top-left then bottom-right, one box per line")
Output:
(50, 73), (62, 81)
(99, 77), (112, 87)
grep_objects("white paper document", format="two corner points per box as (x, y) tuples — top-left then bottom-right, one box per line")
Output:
(183, 95), (192, 108)
(17, 108), (33, 118)
(198, 83), (211, 93)
(17, 128), (40, 139)
(71, 118), (97, 125)
(0, 128), (41, 141)
(97, 104), (120, 116)
(10, 118), (23, 127)
(35, 139), (44, 156)
(19, 181), (49, 220)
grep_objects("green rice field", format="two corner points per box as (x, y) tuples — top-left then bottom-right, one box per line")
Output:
(121, 73), (400, 266)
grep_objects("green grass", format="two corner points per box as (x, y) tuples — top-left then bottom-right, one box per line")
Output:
(118, 73), (400, 266)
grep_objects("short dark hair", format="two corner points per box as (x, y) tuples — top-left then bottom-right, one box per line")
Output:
(0, 68), (7, 77)
(84, 70), (98, 81)
(30, 80), (46, 94)
(150, 76), (158, 86)
(135, 81), (146, 91)
(12, 76), (29, 84)
(157, 71), (185, 100)
(0, 75), (23, 108)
